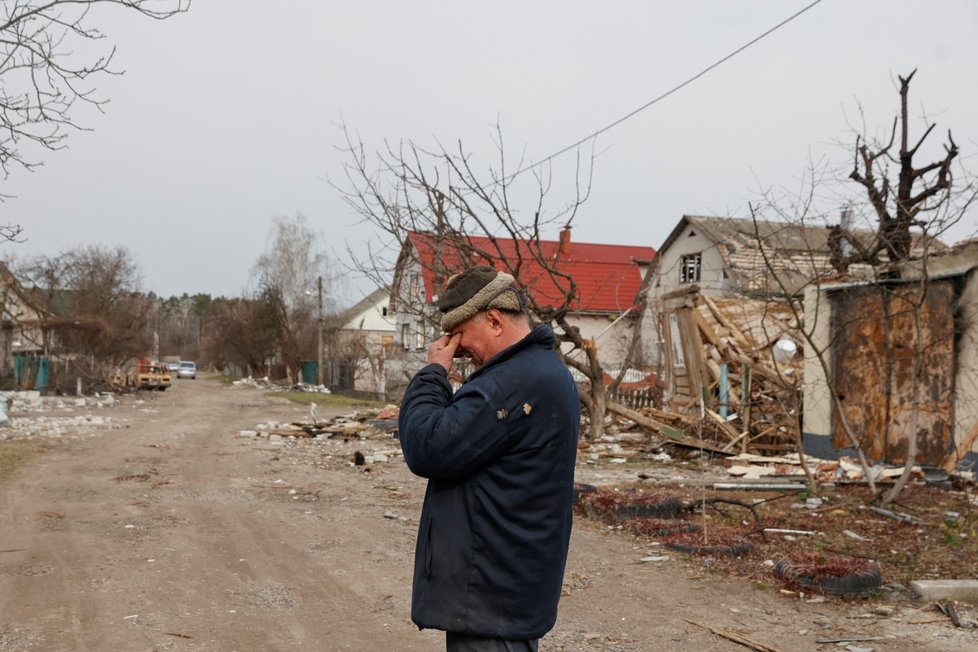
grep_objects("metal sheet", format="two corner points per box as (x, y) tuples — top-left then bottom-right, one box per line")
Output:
(831, 281), (955, 465)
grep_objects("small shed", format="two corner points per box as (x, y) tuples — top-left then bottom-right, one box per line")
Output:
(803, 240), (978, 469)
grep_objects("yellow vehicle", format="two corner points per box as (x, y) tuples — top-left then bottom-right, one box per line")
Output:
(114, 358), (172, 391)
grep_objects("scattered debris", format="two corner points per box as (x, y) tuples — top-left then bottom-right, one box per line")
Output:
(869, 506), (921, 524)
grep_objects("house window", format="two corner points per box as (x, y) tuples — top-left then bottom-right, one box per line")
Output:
(680, 253), (701, 283)
(401, 323), (410, 349)
(381, 335), (394, 356)
(415, 319), (425, 350)
(409, 273), (421, 301)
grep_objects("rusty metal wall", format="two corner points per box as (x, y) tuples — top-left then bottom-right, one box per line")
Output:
(831, 281), (955, 465)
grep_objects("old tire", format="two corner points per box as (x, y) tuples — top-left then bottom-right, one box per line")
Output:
(773, 558), (882, 596)
(613, 496), (681, 521)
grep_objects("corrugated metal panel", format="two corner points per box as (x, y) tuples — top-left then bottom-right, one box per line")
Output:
(831, 281), (955, 464)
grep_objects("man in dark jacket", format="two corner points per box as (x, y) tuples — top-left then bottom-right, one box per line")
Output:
(398, 266), (580, 652)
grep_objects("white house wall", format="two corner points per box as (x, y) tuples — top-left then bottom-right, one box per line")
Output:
(801, 285), (834, 443)
(651, 226), (731, 303)
(341, 292), (396, 332)
(560, 313), (635, 372)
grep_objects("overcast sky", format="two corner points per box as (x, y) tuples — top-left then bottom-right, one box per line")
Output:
(5, 0), (978, 304)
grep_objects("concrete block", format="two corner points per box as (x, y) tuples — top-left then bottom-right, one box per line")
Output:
(910, 580), (978, 604)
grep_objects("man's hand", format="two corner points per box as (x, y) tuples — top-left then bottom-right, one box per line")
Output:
(427, 333), (462, 372)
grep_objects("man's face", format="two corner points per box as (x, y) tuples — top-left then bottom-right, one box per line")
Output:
(449, 311), (494, 367)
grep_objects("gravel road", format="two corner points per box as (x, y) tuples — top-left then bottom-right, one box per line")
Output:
(0, 377), (973, 651)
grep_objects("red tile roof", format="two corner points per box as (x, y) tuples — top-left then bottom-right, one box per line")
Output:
(406, 231), (655, 314)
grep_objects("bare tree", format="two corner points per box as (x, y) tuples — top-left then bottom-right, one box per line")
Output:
(334, 125), (626, 437)
(0, 0), (190, 185)
(1, 223), (24, 243)
(252, 213), (337, 383)
(831, 69), (973, 272)
(204, 291), (280, 377)
(22, 245), (151, 389)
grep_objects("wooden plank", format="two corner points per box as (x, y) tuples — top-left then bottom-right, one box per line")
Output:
(677, 307), (707, 403)
(693, 306), (726, 352)
(702, 294), (752, 350)
(607, 400), (669, 432)
(706, 407), (741, 441)
(643, 406), (697, 425)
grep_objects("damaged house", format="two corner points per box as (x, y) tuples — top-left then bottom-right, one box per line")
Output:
(648, 217), (851, 399)
(803, 238), (978, 469)
(646, 216), (885, 453)
(389, 229), (655, 394)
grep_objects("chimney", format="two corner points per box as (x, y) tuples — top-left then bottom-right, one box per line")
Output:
(558, 226), (572, 257)
(839, 206), (853, 257)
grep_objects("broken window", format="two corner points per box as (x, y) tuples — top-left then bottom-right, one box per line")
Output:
(401, 323), (410, 349)
(680, 253), (701, 283)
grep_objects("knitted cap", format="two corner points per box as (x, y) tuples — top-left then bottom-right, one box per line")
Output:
(437, 266), (525, 332)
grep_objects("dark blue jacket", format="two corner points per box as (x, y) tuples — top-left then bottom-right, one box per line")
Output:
(399, 325), (580, 639)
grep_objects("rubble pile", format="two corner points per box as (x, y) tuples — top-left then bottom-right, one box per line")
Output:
(239, 405), (402, 469)
(230, 376), (332, 394)
(0, 390), (129, 442)
(653, 286), (805, 455)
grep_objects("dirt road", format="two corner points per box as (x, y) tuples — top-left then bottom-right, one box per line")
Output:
(0, 378), (972, 651)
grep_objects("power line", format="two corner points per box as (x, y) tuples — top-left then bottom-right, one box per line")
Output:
(502, 0), (826, 184)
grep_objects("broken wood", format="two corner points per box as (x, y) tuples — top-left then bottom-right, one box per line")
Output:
(763, 528), (816, 536)
(683, 619), (782, 652)
(643, 405), (698, 425)
(907, 617), (952, 625)
(706, 408), (741, 441)
(607, 400), (669, 432)
(720, 430), (749, 453)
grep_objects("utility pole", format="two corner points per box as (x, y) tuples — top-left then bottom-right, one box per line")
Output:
(317, 275), (324, 387)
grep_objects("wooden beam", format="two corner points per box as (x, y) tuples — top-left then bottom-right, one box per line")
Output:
(607, 400), (669, 432)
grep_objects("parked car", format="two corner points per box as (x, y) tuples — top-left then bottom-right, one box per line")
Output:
(166, 361), (180, 373)
(177, 361), (197, 379)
